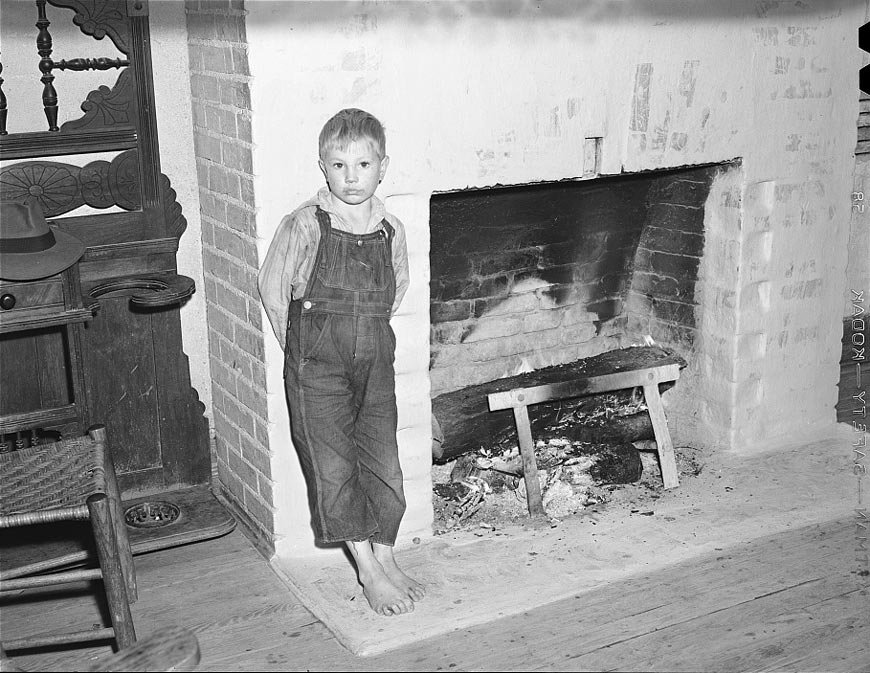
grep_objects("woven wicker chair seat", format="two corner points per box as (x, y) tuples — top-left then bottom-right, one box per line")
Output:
(0, 437), (107, 516)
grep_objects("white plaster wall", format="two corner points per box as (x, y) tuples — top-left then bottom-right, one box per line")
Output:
(247, 0), (862, 557)
(149, 0), (211, 430)
(0, 1), (212, 430)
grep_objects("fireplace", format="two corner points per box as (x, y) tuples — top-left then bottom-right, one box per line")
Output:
(234, 1), (858, 556)
(429, 162), (741, 458)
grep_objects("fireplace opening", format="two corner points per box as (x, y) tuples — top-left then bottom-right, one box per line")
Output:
(428, 161), (739, 529)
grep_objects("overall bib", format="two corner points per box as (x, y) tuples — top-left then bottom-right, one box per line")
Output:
(284, 207), (405, 546)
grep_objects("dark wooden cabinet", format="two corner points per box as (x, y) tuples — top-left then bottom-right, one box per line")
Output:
(0, 266), (92, 445)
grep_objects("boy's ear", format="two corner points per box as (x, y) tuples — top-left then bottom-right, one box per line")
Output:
(318, 159), (327, 179)
(379, 155), (390, 182)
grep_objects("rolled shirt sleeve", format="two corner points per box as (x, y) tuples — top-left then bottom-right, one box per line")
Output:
(257, 210), (317, 349)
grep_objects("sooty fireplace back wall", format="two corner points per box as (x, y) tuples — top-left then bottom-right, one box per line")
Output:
(429, 161), (736, 398)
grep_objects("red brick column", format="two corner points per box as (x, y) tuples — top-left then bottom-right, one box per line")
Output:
(185, 0), (273, 553)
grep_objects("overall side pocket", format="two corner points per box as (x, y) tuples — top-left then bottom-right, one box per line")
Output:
(300, 313), (333, 361)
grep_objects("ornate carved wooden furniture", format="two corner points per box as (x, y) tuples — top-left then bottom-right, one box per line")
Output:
(0, 1), (210, 495)
(0, 426), (138, 654)
(0, 1), (234, 556)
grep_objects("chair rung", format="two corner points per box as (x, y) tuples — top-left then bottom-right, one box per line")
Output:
(1, 568), (102, 592)
(0, 505), (90, 527)
(0, 549), (91, 580)
(2, 627), (115, 651)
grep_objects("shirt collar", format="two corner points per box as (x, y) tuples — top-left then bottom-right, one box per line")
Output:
(316, 186), (386, 228)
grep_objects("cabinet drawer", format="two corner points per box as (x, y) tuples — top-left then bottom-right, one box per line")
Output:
(0, 278), (65, 314)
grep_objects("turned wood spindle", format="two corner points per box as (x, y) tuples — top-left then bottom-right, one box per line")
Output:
(36, 0), (59, 132)
(54, 57), (129, 72)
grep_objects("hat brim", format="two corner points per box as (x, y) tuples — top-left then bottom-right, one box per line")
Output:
(0, 228), (86, 281)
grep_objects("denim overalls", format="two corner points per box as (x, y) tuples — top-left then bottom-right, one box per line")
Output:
(284, 206), (406, 546)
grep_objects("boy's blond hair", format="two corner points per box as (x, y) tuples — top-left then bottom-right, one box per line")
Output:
(318, 108), (386, 159)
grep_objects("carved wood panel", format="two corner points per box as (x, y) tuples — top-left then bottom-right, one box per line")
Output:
(0, 150), (141, 215)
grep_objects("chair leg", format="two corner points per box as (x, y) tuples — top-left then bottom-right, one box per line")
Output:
(87, 493), (137, 649)
(105, 456), (137, 602)
(89, 425), (137, 602)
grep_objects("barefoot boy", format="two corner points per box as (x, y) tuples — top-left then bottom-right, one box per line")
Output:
(258, 109), (424, 616)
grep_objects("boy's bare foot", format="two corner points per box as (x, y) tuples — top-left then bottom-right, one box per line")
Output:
(373, 542), (426, 602)
(346, 540), (414, 617)
(360, 566), (414, 616)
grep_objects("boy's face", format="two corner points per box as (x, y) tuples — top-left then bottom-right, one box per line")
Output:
(319, 138), (389, 207)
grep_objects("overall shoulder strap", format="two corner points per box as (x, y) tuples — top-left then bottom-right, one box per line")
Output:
(314, 206), (331, 236)
(380, 218), (394, 247)
(310, 206), (334, 275)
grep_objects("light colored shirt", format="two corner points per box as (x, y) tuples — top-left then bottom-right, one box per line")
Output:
(258, 187), (410, 348)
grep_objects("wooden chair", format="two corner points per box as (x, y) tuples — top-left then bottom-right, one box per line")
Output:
(0, 426), (137, 653)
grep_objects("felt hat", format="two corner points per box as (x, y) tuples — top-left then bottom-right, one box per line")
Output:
(0, 201), (85, 281)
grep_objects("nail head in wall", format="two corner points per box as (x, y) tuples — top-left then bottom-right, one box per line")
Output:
(127, 0), (147, 16)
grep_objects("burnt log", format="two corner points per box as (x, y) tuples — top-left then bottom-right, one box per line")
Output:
(450, 440), (643, 488)
(588, 442), (643, 484)
(433, 393), (656, 462)
(564, 411), (653, 444)
(432, 346), (685, 463)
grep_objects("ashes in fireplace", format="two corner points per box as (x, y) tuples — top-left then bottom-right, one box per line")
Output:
(432, 345), (691, 527)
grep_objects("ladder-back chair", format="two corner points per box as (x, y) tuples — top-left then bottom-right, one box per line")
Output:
(0, 425), (137, 653)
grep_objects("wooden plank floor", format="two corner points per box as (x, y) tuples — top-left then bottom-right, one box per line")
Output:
(2, 517), (867, 672)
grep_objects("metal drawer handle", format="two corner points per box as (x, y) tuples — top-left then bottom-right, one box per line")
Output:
(0, 293), (16, 310)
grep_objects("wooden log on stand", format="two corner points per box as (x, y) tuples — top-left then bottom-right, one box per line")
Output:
(432, 346), (685, 463)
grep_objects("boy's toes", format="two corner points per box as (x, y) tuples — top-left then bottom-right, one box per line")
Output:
(363, 573), (416, 616)
(378, 598), (409, 616)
